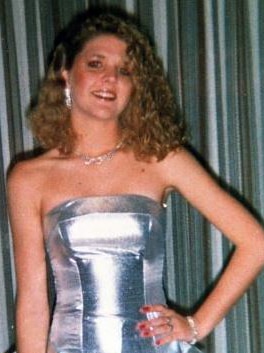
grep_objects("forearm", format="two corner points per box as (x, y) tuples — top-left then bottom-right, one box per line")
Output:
(194, 242), (264, 339)
(16, 299), (50, 353)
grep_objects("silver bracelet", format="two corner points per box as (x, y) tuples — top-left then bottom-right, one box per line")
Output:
(186, 315), (199, 345)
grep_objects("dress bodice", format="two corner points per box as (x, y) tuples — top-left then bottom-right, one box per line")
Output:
(44, 195), (201, 353)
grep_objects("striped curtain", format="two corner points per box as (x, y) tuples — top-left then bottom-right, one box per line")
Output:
(1, 1), (264, 352)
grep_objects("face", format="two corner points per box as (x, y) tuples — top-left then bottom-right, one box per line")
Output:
(62, 35), (134, 123)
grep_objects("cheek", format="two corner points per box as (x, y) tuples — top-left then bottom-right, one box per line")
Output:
(71, 69), (93, 90)
(122, 82), (133, 102)
(120, 91), (132, 110)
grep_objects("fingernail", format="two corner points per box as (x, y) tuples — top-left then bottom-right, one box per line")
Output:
(142, 330), (151, 337)
(141, 305), (151, 312)
(155, 339), (161, 345)
(137, 323), (146, 330)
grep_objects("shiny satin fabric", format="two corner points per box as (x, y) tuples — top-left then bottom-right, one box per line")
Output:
(44, 195), (202, 353)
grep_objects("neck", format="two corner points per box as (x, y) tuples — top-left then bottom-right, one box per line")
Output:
(73, 123), (122, 156)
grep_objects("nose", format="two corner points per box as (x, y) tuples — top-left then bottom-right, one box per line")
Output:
(102, 66), (118, 82)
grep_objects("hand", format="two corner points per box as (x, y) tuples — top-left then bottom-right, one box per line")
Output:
(136, 304), (197, 346)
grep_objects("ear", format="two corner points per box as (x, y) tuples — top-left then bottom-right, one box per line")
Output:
(61, 70), (70, 87)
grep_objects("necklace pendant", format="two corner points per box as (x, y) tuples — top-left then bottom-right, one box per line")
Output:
(83, 156), (105, 165)
(74, 141), (123, 166)
(84, 159), (93, 165)
(94, 157), (104, 165)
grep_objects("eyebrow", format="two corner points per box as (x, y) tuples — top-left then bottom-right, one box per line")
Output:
(84, 52), (129, 62)
(85, 53), (105, 59)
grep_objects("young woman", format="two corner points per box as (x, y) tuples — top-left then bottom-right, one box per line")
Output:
(7, 11), (264, 353)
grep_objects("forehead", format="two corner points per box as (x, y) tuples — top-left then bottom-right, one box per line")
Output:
(79, 34), (128, 57)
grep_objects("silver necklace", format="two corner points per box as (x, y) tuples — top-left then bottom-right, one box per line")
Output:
(74, 141), (123, 166)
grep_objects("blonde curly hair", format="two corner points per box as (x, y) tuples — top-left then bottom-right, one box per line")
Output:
(29, 11), (186, 161)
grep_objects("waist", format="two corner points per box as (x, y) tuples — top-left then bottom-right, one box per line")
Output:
(55, 284), (166, 318)
(54, 253), (166, 317)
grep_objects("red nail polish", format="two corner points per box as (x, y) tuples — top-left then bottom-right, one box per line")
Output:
(142, 305), (151, 312)
(138, 323), (146, 330)
(142, 330), (150, 337)
(155, 339), (161, 345)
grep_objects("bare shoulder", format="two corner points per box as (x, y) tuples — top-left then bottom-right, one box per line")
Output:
(163, 146), (200, 167)
(8, 149), (58, 181)
(157, 147), (204, 188)
(7, 149), (58, 207)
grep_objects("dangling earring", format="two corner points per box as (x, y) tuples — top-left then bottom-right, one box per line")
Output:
(64, 87), (72, 108)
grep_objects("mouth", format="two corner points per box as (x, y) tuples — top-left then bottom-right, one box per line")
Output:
(92, 89), (116, 101)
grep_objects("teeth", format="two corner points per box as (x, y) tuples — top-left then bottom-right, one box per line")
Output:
(93, 90), (115, 99)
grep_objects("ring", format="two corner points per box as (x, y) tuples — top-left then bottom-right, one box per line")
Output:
(166, 317), (172, 324)
(166, 317), (173, 332)
(167, 323), (173, 332)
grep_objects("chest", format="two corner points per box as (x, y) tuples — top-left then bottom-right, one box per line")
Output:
(41, 156), (164, 216)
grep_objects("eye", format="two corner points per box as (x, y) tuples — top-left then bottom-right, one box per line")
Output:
(87, 60), (102, 69)
(119, 67), (131, 76)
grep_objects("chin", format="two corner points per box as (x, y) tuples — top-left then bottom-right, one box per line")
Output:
(89, 109), (121, 122)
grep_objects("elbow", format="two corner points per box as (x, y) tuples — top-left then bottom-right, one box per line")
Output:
(237, 233), (264, 270)
(259, 243), (264, 267)
(247, 236), (264, 268)
(255, 232), (264, 265)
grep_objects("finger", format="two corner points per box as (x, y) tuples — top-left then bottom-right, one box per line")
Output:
(138, 317), (175, 338)
(149, 322), (174, 337)
(155, 333), (175, 346)
(140, 304), (168, 313)
(136, 315), (173, 330)
(136, 320), (151, 331)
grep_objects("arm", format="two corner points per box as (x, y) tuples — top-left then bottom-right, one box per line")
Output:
(7, 162), (50, 353)
(137, 148), (264, 344)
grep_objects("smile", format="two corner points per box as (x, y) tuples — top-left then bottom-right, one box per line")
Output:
(92, 90), (116, 100)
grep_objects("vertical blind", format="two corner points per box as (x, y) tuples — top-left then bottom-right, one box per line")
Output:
(0, 1), (263, 352)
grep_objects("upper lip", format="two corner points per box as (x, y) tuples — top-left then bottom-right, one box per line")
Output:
(92, 89), (116, 100)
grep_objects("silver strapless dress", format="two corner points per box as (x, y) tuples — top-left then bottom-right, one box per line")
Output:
(44, 195), (202, 353)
